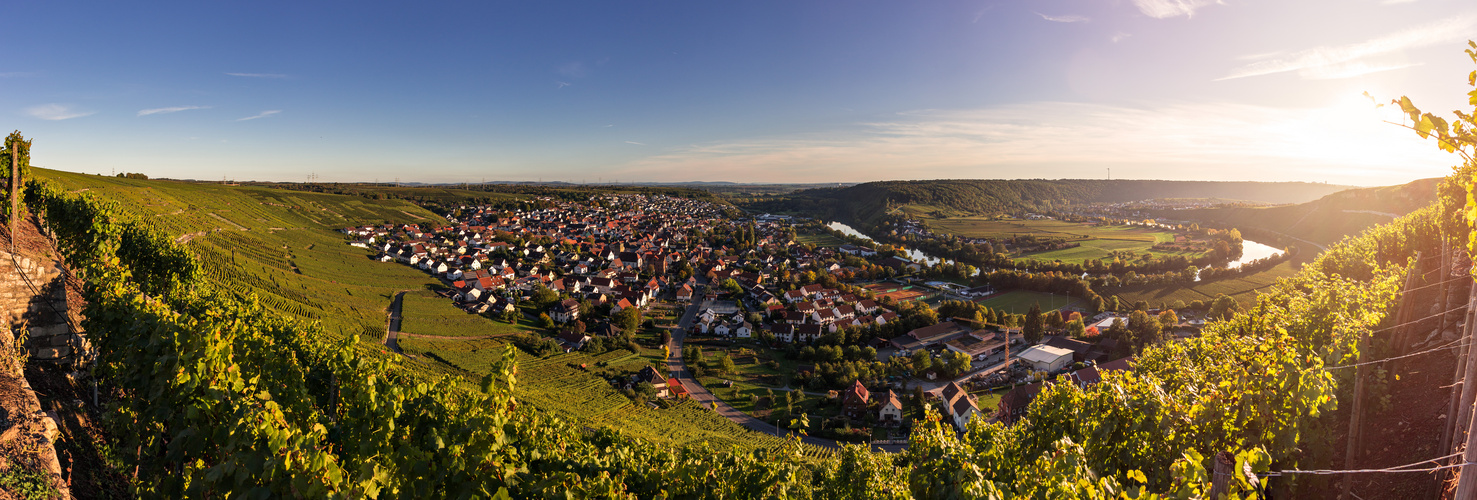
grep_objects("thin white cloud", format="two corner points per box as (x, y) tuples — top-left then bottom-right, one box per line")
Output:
(236, 110), (281, 121)
(1131, 0), (1221, 19)
(1221, 15), (1477, 80)
(1111, 32), (1133, 43)
(625, 141), (646, 146)
(613, 101), (1453, 184)
(971, 4), (997, 24)
(138, 105), (210, 117)
(25, 104), (93, 121)
(556, 81), (571, 88)
(1036, 12), (1089, 23)
(225, 72), (288, 78)
(557, 62), (588, 78)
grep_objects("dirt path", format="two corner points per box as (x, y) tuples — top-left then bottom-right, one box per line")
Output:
(207, 212), (248, 231)
(384, 291), (408, 353)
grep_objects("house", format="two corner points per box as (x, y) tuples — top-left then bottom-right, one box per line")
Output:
(939, 381), (978, 432)
(878, 390), (904, 425)
(1017, 345), (1074, 373)
(998, 383), (1043, 426)
(636, 366), (669, 398)
(556, 330), (591, 352)
(843, 381), (871, 420)
(676, 284), (694, 302)
(550, 299), (581, 323)
(666, 378), (689, 399)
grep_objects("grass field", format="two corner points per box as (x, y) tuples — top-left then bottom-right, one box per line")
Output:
(921, 216), (1205, 264)
(976, 290), (1086, 314)
(398, 290), (536, 338)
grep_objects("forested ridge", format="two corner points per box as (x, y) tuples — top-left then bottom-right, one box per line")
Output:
(740, 179), (1351, 225)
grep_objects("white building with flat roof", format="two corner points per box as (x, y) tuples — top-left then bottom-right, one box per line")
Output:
(1017, 345), (1074, 373)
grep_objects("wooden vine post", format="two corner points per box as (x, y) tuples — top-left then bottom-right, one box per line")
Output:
(1209, 451), (1233, 500)
(8, 136), (17, 239)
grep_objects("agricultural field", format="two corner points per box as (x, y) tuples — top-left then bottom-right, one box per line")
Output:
(1107, 259), (1301, 308)
(398, 290), (536, 338)
(975, 290), (1086, 314)
(922, 216), (1205, 264)
(794, 232), (848, 248)
(33, 168), (478, 348)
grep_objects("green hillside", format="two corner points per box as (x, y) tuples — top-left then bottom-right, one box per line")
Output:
(35, 168), (449, 345)
(29, 168), (820, 458)
(740, 179), (1352, 226)
(1165, 177), (1440, 247)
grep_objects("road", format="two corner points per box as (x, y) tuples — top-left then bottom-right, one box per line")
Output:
(668, 284), (906, 453)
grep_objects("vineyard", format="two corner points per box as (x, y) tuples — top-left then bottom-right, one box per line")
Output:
(34, 167), (449, 346)
(397, 290), (536, 337)
(399, 337), (835, 457)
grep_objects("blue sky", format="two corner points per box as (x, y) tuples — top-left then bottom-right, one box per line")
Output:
(4, 0), (1475, 185)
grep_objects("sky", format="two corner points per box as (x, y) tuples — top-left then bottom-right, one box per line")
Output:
(3, 0), (1476, 186)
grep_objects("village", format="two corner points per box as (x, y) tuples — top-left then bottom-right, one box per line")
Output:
(344, 193), (1201, 445)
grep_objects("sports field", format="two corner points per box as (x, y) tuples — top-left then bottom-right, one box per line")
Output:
(975, 290), (1085, 314)
(862, 282), (934, 302)
(922, 216), (1207, 264)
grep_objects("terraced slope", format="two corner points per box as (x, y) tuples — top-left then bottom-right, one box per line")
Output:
(35, 168), (445, 345)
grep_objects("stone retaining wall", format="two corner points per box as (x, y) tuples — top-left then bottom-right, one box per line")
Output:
(0, 249), (88, 365)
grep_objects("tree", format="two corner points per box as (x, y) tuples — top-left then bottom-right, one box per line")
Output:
(613, 305), (642, 333)
(1127, 310), (1162, 353)
(1207, 294), (1240, 320)
(661, 345), (671, 362)
(910, 350), (931, 373)
(1045, 310), (1065, 331)
(944, 350), (971, 377)
(538, 313), (555, 330)
(721, 278), (743, 295)
(1158, 309), (1179, 331)
(716, 355), (737, 375)
(1023, 303), (1045, 344)
(1065, 318), (1086, 339)
(531, 286), (559, 309)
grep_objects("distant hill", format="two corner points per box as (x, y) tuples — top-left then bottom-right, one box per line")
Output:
(1162, 178), (1441, 247)
(742, 179), (1353, 226)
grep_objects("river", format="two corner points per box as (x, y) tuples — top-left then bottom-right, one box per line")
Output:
(827, 221), (1283, 276)
(827, 221), (952, 266)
